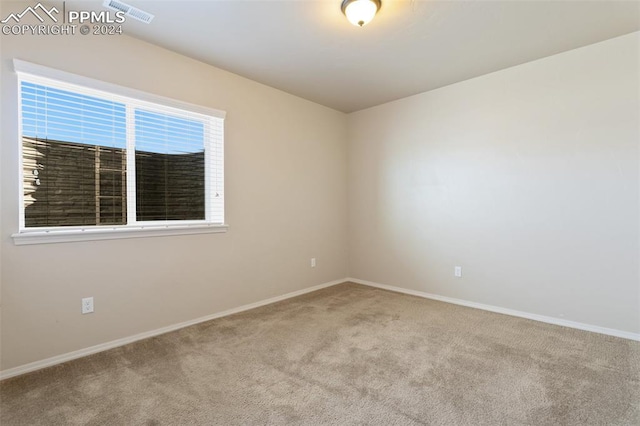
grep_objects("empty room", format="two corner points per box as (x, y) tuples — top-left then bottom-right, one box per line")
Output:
(0, 0), (638, 424)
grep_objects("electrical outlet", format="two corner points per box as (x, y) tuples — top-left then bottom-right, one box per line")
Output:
(82, 297), (94, 314)
(454, 266), (462, 278)
(311, 258), (316, 268)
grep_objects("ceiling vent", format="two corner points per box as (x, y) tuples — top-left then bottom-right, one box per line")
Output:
(102, 0), (154, 24)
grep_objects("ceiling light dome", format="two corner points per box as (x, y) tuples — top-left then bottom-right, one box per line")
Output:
(341, 0), (381, 27)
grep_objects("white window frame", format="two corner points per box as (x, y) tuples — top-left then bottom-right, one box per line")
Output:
(12, 59), (228, 245)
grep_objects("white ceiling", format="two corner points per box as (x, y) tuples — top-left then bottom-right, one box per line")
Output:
(62, 1), (640, 112)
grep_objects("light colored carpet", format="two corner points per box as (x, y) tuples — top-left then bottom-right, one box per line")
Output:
(1, 282), (639, 425)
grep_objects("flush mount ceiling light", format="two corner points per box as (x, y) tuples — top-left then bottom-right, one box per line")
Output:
(341, 0), (381, 27)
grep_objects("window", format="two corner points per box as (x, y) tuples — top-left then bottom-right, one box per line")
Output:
(13, 60), (226, 245)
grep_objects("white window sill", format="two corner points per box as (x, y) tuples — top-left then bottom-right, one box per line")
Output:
(12, 224), (229, 245)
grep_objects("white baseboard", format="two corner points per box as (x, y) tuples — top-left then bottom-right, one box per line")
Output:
(348, 277), (640, 342)
(0, 278), (348, 381)
(4, 277), (637, 380)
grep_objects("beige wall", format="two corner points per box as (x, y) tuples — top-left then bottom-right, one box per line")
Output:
(0, 24), (349, 370)
(0, 0), (4, 370)
(348, 32), (640, 333)
(1, 7), (638, 373)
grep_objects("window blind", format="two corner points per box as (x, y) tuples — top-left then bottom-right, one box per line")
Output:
(21, 82), (127, 227)
(17, 68), (225, 230)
